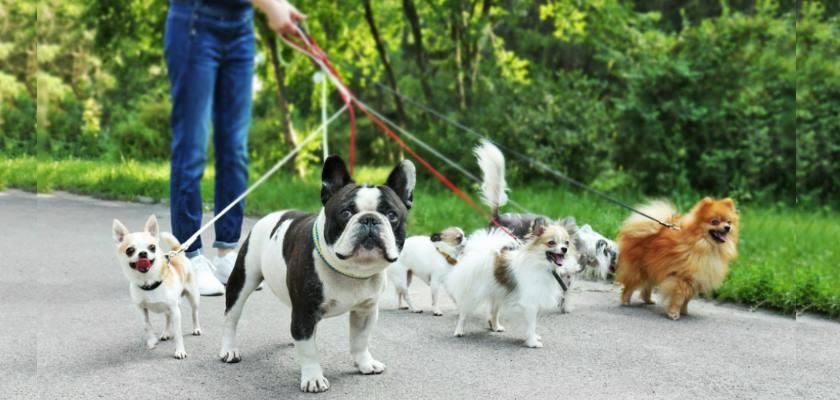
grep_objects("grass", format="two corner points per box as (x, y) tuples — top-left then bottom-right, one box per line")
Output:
(4, 157), (838, 318)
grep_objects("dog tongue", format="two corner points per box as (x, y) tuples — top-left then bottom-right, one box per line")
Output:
(135, 259), (151, 269)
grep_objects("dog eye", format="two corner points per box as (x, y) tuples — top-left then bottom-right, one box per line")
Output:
(547, 240), (557, 247)
(341, 209), (353, 219)
(387, 211), (399, 223)
(126, 247), (135, 256)
(149, 245), (156, 252)
(711, 219), (720, 226)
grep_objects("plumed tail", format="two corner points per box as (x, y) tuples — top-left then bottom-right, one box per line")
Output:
(474, 139), (508, 219)
(619, 201), (679, 239)
(160, 232), (184, 253)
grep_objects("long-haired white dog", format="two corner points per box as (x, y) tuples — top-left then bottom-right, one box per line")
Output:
(446, 218), (577, 348)
(387, 227), (465, 316)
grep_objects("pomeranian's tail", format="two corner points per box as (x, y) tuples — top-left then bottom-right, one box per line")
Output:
(160, 232), (185, 253)
(474, 140), (508, 219)
(618, 201), (679, 239)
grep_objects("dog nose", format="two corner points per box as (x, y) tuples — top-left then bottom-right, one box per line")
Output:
(138, 251), (148, 259)
(360, 214), (379, 226)
(724, 225), (731, 232)
(560, 247), (568, 254)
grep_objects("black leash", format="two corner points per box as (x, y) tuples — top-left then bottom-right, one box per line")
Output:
(335, 61), (678, 230)
(552, 271), (569, 292)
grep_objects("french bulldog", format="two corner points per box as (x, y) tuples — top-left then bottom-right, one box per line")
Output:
(219, 155), (416, 393)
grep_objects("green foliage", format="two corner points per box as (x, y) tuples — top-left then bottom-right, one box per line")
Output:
(4, 0), (837, 209)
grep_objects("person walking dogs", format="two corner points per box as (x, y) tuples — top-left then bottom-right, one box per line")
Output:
(165, 0), (304, 295)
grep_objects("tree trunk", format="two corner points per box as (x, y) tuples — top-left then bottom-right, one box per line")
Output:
(257, 17), (297, 167)
(402, 0), (433, 103)
(362, 0), (408, 127)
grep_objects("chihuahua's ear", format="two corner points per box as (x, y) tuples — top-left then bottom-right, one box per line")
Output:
(321, 155), (354, 205)
(385, 160), (416, 209)
(721, 197), (736, 210)
(144, 215), (159, 237)
(559, 216), (578, 235)
(430, 232), (442, 242)
(528, 217), (549, 238)
(113, 219), (129, 244)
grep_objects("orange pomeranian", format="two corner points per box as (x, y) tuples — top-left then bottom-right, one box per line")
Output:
(615, 198), (739, 320)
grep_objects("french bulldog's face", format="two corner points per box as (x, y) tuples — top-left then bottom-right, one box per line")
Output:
(319, 156), (416, 274)
(112, 215), (163, 277)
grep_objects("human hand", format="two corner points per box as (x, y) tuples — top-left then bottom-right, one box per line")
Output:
(256, 0), (306, 35)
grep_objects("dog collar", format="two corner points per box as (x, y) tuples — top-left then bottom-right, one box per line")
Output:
(138, 281), (163, 291)
(551, 271), (569, 292)
(436, 249), (458, 266)
(312, 222), (372, 280)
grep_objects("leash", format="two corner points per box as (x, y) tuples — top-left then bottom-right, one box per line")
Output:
(280, 27), (523, 245)
(165, 105), (349, 262)
(551, 271), (569, 292)
(332, 58), (678, 231)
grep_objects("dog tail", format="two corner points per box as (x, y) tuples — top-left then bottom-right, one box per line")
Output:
(160, 232), (184, 252)
(474, 139), (508, 219)
(618, 200), (679, 239)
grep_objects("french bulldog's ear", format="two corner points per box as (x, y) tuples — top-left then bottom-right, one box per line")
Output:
(430, 232), (442, 242)
(113, 219), (129, 244)
(321, 156), (354, 205)
(560, 216), (578, 235)
(144, 215), (159, 237)
(385, 160), (416, 209)
(528, 217), (549, 238)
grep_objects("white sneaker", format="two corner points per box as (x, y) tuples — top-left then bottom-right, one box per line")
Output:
(212, 252), (238, 285)
(190, 255), (225, 296)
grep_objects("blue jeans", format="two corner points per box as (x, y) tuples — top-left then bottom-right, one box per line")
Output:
(165, 0), (254, 257)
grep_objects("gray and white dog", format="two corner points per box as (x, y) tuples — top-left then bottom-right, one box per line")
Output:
(219, 156), (416, 393)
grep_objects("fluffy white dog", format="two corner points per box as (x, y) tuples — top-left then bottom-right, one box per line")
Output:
(387, 227), (465, 316)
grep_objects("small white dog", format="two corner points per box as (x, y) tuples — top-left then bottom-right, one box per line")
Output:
(387, 227), (465, 316)
(446, 218), (577, 348)
(112, 215), (201, 359)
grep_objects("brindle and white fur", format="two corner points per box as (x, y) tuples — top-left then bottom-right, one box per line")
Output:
(112, 215), (201, 359)
(219, 156), (415, 393)
(386, 227), (465, 316)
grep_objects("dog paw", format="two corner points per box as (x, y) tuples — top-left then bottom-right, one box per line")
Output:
(643, 300), (656, 305)
(433, 311), (443, 316)
(219, 349), (241, 363)
(410, 309), (423, 314)
(667, 312), (681, 321)
(525, 339), (544, 348)
(174, 350), (188, 359)
(398, 306), (409, 310)
(159, 334), (171, 341)
(356, 359), (386, 375)
(145, 337), (158, 349)
(453, 329), (464, 337)
(192, 328), (202, 336)
(300, 371), (330, 393)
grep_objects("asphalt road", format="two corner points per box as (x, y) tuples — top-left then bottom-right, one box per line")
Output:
(1, 190), (836, 399)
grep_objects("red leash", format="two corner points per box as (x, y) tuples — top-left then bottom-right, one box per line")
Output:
(283, 29), (519, 241)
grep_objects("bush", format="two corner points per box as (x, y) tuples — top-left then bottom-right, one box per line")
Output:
(0, 92), (36, 156)
(612, 4), (796, 203)
(106, 97), (172, 160)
